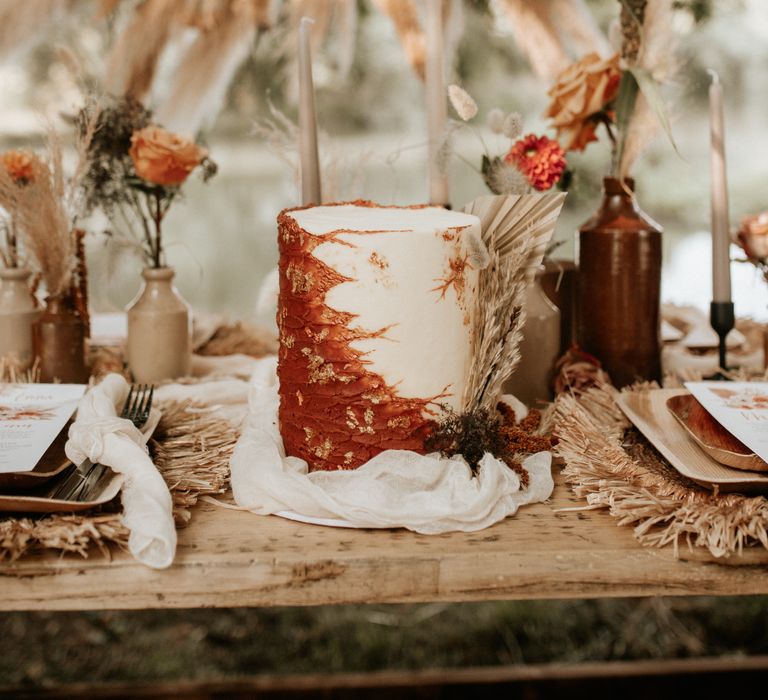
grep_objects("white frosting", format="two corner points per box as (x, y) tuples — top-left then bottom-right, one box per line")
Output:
(289, 205), (481, 411)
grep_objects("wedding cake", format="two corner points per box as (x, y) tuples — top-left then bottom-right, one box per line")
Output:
(277, 201), (483, 471)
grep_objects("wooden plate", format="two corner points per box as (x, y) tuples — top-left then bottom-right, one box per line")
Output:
(617, 389), (768, 493)
(0, 424), (73, 491)
(666, 394), (768, 472)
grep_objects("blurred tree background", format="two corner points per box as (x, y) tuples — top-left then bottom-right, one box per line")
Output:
(0, 0), (766, 322)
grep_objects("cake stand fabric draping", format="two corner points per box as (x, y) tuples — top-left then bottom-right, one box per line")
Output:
(66, 374), (176, 569)
(230, 357), (554, 533)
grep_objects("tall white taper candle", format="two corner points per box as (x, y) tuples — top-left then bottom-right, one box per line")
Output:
(425, 0), (449, 206)
(298, 17), (322, 205)
(708, 70), (731, 303)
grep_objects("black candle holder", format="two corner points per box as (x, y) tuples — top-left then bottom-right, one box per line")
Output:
(709, 300), (735, 380)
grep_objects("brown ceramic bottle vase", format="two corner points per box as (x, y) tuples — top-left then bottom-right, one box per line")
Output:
(0, 267), (38, 369)
(32, 292), (89, 383)
(576, 177), (662, 388)
(126, 267), (191, 383)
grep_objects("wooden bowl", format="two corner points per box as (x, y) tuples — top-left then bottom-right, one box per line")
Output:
(666, 394), (768, 473)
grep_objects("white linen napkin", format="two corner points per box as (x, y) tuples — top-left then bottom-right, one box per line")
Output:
(65, 374), (176, 569)
(231, 357), (554, 533)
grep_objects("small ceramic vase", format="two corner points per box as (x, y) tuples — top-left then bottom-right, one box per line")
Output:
(0, 267), (38, 369)
(577, 177), (662, 387)
(32, 293), (89, 383)
(126, 267), (191, 383)
(503, 268), (561, 406)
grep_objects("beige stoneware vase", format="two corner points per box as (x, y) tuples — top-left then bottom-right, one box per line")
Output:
(0, 267), (38, 369)
(503, 268), (561, 406)
(126, 267), (191, 383)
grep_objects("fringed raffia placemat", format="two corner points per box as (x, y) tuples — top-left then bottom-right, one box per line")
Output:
(0, 400), (237, 562)
(554, 383), (768, 560)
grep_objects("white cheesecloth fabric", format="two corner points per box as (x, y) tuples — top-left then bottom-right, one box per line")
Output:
(230, 357), (554, 533)
(65, 374), (176, 569)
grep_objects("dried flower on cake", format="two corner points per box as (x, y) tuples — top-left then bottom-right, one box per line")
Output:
(424, 403), (555, 488)
(545, 52), (621, 152)
(505, 134), (567, 192)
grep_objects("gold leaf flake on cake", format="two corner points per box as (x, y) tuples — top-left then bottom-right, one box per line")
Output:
(368, 251), (389, 269)
(286, 263), (314, 294)
(301, 347), (354, 385)
(305, 327), (329, 343)
(313, 438), (333, 460)
(361, 390), (387, 404)
(387, 416), (411, 429)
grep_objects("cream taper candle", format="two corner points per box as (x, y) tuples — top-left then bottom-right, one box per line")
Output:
(425, 0), (449, 206)
(298, 16), (322, 205)
(708, 70), (731, 303)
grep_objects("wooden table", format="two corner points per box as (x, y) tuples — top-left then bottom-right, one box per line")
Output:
(2, 471), (768, 612)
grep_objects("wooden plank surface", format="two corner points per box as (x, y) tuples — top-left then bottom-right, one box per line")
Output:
(1, 471), (767, 611)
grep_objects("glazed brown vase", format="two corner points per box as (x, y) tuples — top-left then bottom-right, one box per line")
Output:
(576, 177), (662, 387)
(32, 293), (89, 383)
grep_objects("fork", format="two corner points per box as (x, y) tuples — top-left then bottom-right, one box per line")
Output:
(50, 384), (154, 502)
(74, 384), (155, 502)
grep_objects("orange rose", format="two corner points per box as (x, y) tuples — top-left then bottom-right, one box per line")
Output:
(737, 213), (768, 259)
(129, 126), (207, 186)
(545, 52), (622, 152)
(1, 150), (35, 183)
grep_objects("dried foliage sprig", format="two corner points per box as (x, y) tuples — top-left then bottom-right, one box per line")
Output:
(425, 402), (554, 486)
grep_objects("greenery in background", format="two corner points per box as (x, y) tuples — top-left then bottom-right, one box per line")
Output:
(1, 598), (768, 685)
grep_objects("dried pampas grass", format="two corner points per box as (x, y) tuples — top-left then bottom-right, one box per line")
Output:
(373, 0), (425, 79)
(155, 3), (258, 134)
(462, 193), (566, 410)
(104, 0), (192, 99)
(0, 0), (74, 59)
(618, 0), (679, 179)
(0, 111), (98, 299)
(497, 0), (610, 80)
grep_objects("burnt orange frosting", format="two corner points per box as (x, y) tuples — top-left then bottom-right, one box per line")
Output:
(277, 201), (440, 472)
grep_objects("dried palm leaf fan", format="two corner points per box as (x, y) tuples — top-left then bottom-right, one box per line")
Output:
(462, 193), (567, 410)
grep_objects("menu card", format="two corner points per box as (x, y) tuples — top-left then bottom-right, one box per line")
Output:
(685, 381), (768, 464)
(0, 384), (86, 474)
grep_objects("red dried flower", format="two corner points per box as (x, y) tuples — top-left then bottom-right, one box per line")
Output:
(505, 134), (566, 191)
